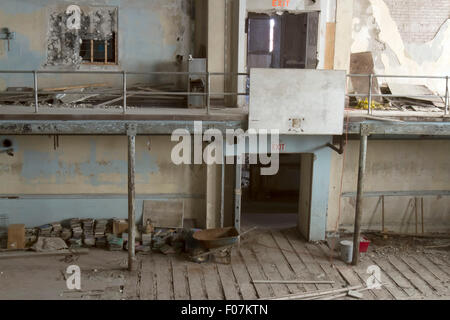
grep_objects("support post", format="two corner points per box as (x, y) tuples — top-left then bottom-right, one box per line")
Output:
(123, 71), (127, 114)
(220, 146), (225, 228)
(33, 71), (39, 113)
(207, 72), (211, 115)
(352, 124), (369, 265)
(234, 154), (242, 233)
(381, 195), (385, 236)
(367, 74), (373, 115)
(127, 124), (137, 271)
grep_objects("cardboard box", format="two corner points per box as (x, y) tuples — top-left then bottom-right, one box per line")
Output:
(113, 219), (128, 235)
(7, 224), (25, 250)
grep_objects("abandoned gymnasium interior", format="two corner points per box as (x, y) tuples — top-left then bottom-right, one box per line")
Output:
(0, 0), (449, 305)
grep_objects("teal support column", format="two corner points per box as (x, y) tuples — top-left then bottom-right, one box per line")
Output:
(298, 146), (332, 241)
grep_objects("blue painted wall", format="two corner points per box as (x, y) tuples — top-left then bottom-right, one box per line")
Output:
(0, 0), (192, 89)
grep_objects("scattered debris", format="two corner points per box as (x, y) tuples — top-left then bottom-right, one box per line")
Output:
(31, 237), (68, 252)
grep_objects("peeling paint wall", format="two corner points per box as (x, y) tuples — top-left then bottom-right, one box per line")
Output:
(0, 135), (207, 227)
(46, 6), (117, 67)
(351, 0), (450, 94)
(0, 0), (194, 90)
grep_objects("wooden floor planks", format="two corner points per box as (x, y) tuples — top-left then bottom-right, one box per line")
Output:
(129, 229), (449, 300)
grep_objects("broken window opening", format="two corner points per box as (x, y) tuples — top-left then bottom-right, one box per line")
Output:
(80, 33), (117, 65)
(247, 12), (319, 69)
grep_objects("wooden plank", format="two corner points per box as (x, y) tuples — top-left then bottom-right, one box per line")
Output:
(413, 255), (450, 282)
(41, 83), (108, 92)
(257, 232), (302, 295)
(171, 257), (190, 300)
(187, 263), (207, 300)
(388, 256), (434, 297)
(251, 235), (290, 297)
(238, 246), (272, 298)
(123, 268), (139, 300)
(352, 259), (393, 300)
(271, 230), (315, 292)
(315, 243), (376, 300)
(139, 256), (155, 300)
(153, 253), (173, 300)
(0, 248), (89, 259)
(202, 263), (224, 300)
(142, 200), (184, 228)
(217, 263), (241, 300)
(283, 229), (331, 291)
(324, 22), (336, 70)
(365, 257), (407, 300)
(400, 255), (447, 295)
(376, 257), (418, 298)
(424, 254), (450, 276)
(230, 249), (258, 300)
(304, 242), (346, 289)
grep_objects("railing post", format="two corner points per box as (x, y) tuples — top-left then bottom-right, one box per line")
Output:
(445, 76), (449, 116)
(33, 71), (39, 113)
(123, 71), (127, 114)
(206, 72), (211, 115)
(368, 74), (373, 115)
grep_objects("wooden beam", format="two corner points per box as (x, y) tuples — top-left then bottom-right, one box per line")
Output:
(324, 23), (336, 70)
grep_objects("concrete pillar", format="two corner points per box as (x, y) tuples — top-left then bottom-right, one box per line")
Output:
(207, 0), (225, 97)
(298, 147), (332, 241)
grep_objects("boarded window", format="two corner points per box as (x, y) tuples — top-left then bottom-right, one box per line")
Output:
(80, 33), (117, 64)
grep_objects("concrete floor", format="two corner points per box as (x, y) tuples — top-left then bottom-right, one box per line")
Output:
(0, 228), (449, 300)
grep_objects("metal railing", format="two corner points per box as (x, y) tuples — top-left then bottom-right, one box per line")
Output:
(347, 74), (449, 116)
(0, 70), (249, 114)
(1, 71), (449, 116)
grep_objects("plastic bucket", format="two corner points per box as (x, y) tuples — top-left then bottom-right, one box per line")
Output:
(340, 240), (353, 263)
(359, 237), (370, 253)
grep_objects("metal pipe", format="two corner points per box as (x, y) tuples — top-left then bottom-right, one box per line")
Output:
(33, 71), (38, 113)
(123, 71), (127, 114)
(352, 125), (368, 266)
(347, 74), (447, 79)
(207, 72), (211, 115)
(421, 197), (425, 234)
(381, 195), (385, 235)
(368, 74), (373, 115)
(220, 147), (225, 228)
(415, 197), (418, 234)
(0, 70), (249, 76)
(348, 93), (448, 99)
(234, 155), (242, 233)
(127, 127), (136, 271)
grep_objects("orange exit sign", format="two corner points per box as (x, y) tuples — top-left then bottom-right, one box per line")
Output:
(272, 0), (290, 7)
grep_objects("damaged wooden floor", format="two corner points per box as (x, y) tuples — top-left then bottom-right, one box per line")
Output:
(0, 228), (449, 300)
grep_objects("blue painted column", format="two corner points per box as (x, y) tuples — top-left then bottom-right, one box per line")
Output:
(304, 146), (332, 241)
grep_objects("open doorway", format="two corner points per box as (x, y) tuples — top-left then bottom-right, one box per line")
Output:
(246, 11), (319, 69)
(241, 154), (301, 229)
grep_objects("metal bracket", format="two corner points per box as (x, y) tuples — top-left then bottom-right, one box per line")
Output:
(326, 136), (346, 155)
(126, 123), (137, 136)
(360, 123), (370, 137)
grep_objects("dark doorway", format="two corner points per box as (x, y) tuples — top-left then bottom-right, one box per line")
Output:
(246, 12), (319, 69)
(241, 154), (301, 229)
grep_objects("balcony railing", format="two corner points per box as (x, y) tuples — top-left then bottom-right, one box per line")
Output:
(346, 74), (449, 116)
(0, 70), (448, 116)
(0, 70), (249, 114)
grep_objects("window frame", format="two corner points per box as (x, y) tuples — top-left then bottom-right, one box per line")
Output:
(80, 32), (118, 65)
